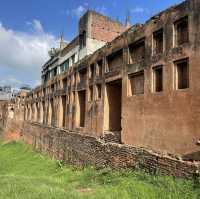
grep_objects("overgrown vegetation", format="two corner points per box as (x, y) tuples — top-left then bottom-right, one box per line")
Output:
(0, 141), (200, 199)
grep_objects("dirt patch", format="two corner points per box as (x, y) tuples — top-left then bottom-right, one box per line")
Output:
(4, 131), (21, 141)
(76, 187), (93, 194)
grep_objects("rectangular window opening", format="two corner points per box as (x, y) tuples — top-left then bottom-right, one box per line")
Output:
(175, 58), (189, 89)
(106, 49), (123, 72)
(90, 64), (95, 79)
(174, 16), (189, 46)
(51, 84), (54, 93)
(71, 54), (75, 65)
(79, 68), (87, 83)
(89, 86), (93, 101)
(62, 78), (67, 90)
(129, 71), (144, 96)
(153, 66), (163, 92)
(129, 39), (145, 64)
(153, 29), (163, 55)
(97, 60), (103, 77)
(78, 90), (86, 127)
(79, 31), (86, 49)
(96, 84), (101, 99)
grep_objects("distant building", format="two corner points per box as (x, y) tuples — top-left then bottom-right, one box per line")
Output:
(41, 10), (128, 84)
(0, 86), (12, 101)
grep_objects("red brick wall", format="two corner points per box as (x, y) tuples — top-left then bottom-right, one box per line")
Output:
(21, 121), (200, 179)
(91, 12), (127, 42)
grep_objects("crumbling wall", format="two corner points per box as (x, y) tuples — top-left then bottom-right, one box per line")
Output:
(0, 101), (7, 128)
(90, 11), (127, 42)
(2, 101), (25, 140)
(24, 0), (200, 163)
(21, 121), (200, 179)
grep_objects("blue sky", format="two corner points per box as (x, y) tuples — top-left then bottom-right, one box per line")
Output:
(0, 0), (183, 88)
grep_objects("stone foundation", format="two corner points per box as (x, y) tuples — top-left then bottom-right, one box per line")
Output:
(19, 121), (200, 179)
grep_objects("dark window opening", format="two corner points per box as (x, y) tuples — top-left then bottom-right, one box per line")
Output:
(78, 90), (86, 127)
(53, 68), (57, 77)
(64, 60), (69, 70)
(175, 59), (189, 89)
(47, 72), (50, 80)
(71, 54), (75, 65)
(51, 99), (55, 126)
(153, 66), (163, 92)
(51, 84), (54, 93)
(129, 39), (145, 63)
(43, 74), (47, 83)
(72, 91), (75, 103)
(153, 29), (163, 54)
(97, 59), (103, 77)
(106, 49), (123, 72)
(89, 86), (93, 101)
(79, 68), (87, 83)
(105, 80), (122, 132)
(43, 88), (45, 96)
(62, 96), (66, 127)
(71, 74), (76, 85)
(90, 64), (95, 79)
(61, 59), (69, 73)
(62, 78), (68, 90)
(79, 31), (86, 49)
(96, 84), (101, 99)
(129, 71), (144, 95)
(175, 16), (189, 46)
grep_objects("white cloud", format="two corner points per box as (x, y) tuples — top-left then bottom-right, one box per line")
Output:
(26, 19), (44, 33)
(66, 4), (108, 18)
(65, 3), (108, 18)
(34, 79), (41, 87)
(0, 77), (22, 88)
(33, 19), (44, 33)
(72, 5), (86, 18)
(131, 7), (149, 14)
(0, 20), (58, 87)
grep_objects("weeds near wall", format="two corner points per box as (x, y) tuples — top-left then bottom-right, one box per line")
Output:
(0, 141), (200, 199)
(193, 170), (200, 188)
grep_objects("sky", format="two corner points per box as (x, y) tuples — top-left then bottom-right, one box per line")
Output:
(0, 0), (184, 88)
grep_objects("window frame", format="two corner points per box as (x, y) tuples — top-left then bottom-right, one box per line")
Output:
(152, 65), (163, 93)
(173, 16), (189, 47)
(174, 58), (189, 90)
(152, 29), (164, 55)
(128, 71), (145, 96)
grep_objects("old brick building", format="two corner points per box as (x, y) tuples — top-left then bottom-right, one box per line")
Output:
(23, 0), (200, 166)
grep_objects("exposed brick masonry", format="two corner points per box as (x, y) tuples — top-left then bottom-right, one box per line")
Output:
(91, 12), (127, 42)
(21, 121), (200, 179)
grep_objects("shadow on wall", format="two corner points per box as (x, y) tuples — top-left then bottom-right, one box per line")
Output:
(182, 150), (200, 161)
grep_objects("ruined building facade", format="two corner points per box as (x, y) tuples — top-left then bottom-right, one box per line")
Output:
(23, 0), (200, 165)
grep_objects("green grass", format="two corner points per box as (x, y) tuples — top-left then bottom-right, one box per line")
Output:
(0, 141), (200, 199)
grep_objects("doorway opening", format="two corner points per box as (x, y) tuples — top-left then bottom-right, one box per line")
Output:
(62, 95), (66, 127)
(50, 99), (55, 126)
(104, 80), (122, 131)
(77, 90), (86, 127)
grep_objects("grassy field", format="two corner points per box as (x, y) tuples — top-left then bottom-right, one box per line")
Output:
(0, 141), (200, 199)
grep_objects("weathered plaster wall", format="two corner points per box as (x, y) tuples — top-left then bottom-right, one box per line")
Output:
(25, 0), (200, 161)
(122, 0), (200, 157)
